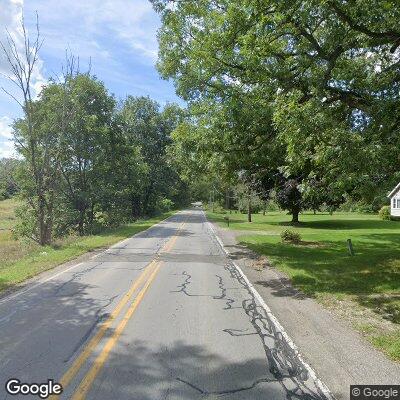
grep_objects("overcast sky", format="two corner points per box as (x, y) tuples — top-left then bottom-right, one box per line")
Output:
(0, 0), (179, 158)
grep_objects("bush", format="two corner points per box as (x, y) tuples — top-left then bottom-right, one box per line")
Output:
(280, 229), (301, 243)
(209, 204), (226, 213)
(379, 205), (391, 221)
(266, 200), (280, 212)
(159, 198), (175, 212)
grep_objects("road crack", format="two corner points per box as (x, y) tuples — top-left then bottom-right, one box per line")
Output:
(176, 376), (279, 396)
(52, 262), (104, 297)
(212, 275), (235, 310)
(223, 262), (327, 399)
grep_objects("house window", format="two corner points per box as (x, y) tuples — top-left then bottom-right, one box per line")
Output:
(397, 199), (400, 208)
(394, 198), (397, 208)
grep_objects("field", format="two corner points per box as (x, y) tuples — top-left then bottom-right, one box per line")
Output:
(0, 198), (35, 268)
(0, 199), (174, 293)
(207, 210), (400, 361)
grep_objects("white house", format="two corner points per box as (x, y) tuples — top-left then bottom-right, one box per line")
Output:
(388, 182), (400, 217)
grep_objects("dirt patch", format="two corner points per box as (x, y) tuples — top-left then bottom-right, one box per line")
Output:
(251, 256), (270, 271)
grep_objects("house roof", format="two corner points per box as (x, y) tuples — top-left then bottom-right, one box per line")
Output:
(388, 182), (400, 198)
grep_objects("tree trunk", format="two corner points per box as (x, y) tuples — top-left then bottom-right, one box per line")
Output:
(38, 195), (52, 246)
(247, 188), (252, 223)
(263, 201), (266, 216)
(143, 181), (154, 215)
(131, 195), (140, 220)
(89, 203), (95, 223)
(78, 208), (85, 236)
(38, 209), (46, 246)
(291, 208), (300, 224)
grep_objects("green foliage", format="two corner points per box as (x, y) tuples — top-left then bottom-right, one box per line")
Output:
(232, 183), (263, 213)
(280, 229), (301, 244)
(275, 179), (303, 223)
(11, 75), (187, 243)
(120, 96), (185, 216)
(153, 0), (400, 222)
(13, 203), (39, 241)
(265, 200), (280, 212)
(379, 206), (391, 221)
(159, 198), (175, 212)
(0, 158), (21, 200)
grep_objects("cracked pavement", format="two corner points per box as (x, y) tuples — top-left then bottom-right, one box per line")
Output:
(0, 210), (330, 399)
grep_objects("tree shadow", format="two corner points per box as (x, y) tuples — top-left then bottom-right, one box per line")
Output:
(85, 339), (325, 400)
(267, 219), (400, 230)
(0, 278), (122, 386)
(297, 219), (400, 231)
(254, 277), (309, 300)
(0, 271), (328, 400)
(239, 235), (400, 323)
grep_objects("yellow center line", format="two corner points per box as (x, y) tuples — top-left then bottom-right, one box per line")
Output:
(53, 216), (188, 399)
(50, 259), (158, 399)
(70, 262), (162, 400)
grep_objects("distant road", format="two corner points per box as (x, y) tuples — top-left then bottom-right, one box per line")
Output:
(0, 210), (330, 399)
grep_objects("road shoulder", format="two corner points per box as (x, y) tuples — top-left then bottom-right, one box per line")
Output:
(210, 222), (400, 400)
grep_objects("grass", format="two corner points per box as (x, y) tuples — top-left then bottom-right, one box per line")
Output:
(0, 198), (175, 293)
(207, 210), (400, 361)
(0, 198), (36, 269)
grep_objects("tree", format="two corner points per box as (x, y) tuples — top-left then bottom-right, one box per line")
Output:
(0, 17), (58, 245)
(153, 0), (400, 214)
(54, 74), (117, 234)
(274, 179), (302, 224)
(120, 96), (186, 216)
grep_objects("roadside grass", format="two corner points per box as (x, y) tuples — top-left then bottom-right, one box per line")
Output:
(0, 198), (36, 268)
(207, 210), (400, 361)
(0, 198), (19, 230)
(0, 200), (175, 293)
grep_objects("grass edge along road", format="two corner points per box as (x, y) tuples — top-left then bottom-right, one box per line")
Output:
(51, 216), (186, 400)
(0, 209), (176, 295)
(207, 210), (400, 362)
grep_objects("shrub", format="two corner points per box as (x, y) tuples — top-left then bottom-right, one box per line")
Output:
(210, 204), (226, 213)
(280, 229), (301, 243)
(159, 198), (175, 212)
(379, 205), (391, 221)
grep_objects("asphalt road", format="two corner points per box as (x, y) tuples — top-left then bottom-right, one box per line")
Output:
(0, 210), (330, 400)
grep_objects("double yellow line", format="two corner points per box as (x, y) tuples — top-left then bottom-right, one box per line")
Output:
(53, 218), (186, 400)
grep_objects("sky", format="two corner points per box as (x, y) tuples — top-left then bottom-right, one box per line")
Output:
(0, 0), (180, 158)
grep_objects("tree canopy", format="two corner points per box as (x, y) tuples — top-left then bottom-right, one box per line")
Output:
(153, 0), (400, 221)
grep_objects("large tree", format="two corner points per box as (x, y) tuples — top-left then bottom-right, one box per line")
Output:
(1, 18), (58, 244)
(153, 0), (400, 219)
(120, 96), (186, 216)
(54, 74), (117, 235)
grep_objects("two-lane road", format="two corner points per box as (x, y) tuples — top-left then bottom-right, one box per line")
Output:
(0, 210), (330, 399)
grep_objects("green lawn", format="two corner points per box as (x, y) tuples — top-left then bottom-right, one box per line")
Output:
(0, 198), (175, 293)
(207, 210), (400, 361)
